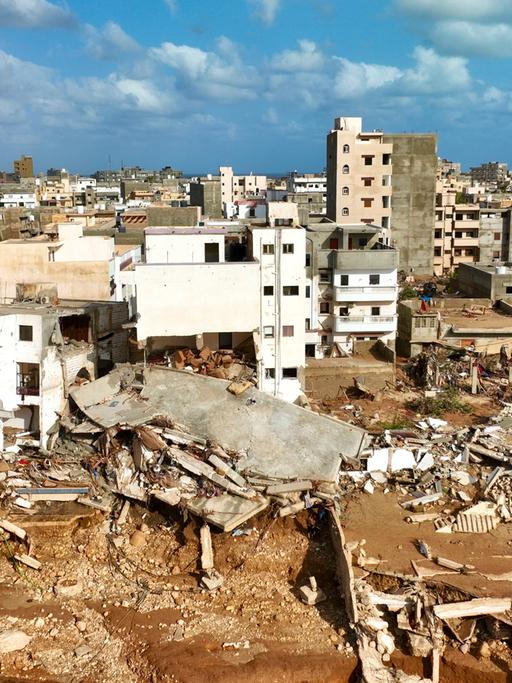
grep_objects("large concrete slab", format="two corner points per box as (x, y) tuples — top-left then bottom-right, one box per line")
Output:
(140, 368), (368, 482)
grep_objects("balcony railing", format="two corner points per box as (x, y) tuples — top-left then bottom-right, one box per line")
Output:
(333, 314), (397, 333)
(335, 285), (398, 302)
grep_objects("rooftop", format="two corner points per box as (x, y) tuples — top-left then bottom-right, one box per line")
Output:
(145, 227), (226, 235)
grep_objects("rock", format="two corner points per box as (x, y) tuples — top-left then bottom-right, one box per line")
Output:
(0, 630), (31, 654)
(54, 579), (83, 598)
(200, 569), (224, 591)
(299, 584), (326, 606)
(129, 530), (146, 548)
(478, 641), (491, 659)
(75, 621), (87, 633)
(407, 632), (432, 658)
(74, 644), (92, 658)
(33, 617), (45, 629)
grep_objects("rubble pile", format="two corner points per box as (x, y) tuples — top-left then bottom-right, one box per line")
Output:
(152, 344), (256, 382)
(1, 366), (512, 680)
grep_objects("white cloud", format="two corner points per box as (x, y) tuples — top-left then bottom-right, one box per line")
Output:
(394, 0), (512, 22)
(271, 39), (325, 72)
(333, 59), (400, 98)
(428, 20), (512, 58)
(0, 0), (76, 28)
(248, 0), (280, 25)
(150, 40), (260, 101)
(84, 21), (140, 60)
(401, 47), (470, 94)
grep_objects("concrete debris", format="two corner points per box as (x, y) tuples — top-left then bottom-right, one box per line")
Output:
(200, 568), (224, 591)
(0, 630), (31, 654)
(299, 576), (326, 606)
(14, 553), (41, 570)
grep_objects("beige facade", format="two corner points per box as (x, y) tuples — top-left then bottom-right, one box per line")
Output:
(219, 166), (267, 206)
(13, 155), (34, 178)
(434, 201), (480, 275)
(326, 117), (392, 229)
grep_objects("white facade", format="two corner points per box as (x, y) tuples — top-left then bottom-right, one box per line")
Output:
(0, 310), (95, 448)
(286, 173), (327, 194)
(135, 226), (307, 402)
(225, 201), (267, 220)
(0, 192), (37, 208)
(145, 228), (226, 264)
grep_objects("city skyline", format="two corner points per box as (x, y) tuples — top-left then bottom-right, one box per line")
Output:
(1, 0), (512, 173)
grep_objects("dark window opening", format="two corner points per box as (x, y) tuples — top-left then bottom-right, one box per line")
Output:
(369, 274), (380, 285)
(19, 325), (33, 342)
(204, 242), (220, 263)
(16, 362), (39, 396)
(218, 332), (233, 349)
(340, 274), (349, 286)
(320, 302), (330, 314)
(263, 285), (274, 296)
(283, 286), (299, 295)
(282, 368), (298, 378)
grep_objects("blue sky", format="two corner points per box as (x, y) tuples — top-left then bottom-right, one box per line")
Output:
(0, 0), (511, 174)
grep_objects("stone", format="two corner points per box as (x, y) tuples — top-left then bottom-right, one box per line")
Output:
(129, 530), (146, 548)
(201, 569), (224, 591)
(0, 630), (31, 654)
(54, 579), (83, 598)
(299, 584), (326, 606)
(75, 621), (87, 633)
(478, 641), (491, 659)
(407, 632), (432, 658)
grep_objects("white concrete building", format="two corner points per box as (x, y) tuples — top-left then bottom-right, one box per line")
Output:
(0, 190), (37, 208)
(306, 222), (398, 357)
(0, 300), (129, 448)
(219, 166), (267, 216)
(286, 172), (327, 194)
(133, 224), (306, 401)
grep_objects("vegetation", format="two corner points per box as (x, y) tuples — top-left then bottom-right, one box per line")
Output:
(399, 286), (418, 301)
(377, 413), (415, 430)
(407, 386), (472, 417)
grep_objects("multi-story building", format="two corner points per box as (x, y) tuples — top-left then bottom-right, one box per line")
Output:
(326, 116), (437, 274)
(131, 210), (306, 402)
(470, 162), (509, 186)
(0, 186), (37, 208)
(0, 219), (140, 302)
(13, 155), (34, 179)
(0, 299), (129, 448)
(219, 167), (267, 205)
(326, 117), (393, 230)
(286, 172), (327, 223)
(305, 221), (398, 358)
(189, 178), (223, 219)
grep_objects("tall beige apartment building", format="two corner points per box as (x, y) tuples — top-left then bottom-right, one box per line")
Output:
(326, 117), (392, 229)
(13, 155), (34, 178)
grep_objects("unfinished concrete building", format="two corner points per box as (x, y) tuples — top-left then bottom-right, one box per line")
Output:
(382, 133), (437, 275)
(189, 179), (222, 219)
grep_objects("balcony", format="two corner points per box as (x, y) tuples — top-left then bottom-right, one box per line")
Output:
(335, 285), (398, 302)
(333, 314), (397, 334)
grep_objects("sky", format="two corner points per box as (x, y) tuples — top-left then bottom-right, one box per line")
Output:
(1, 0), (512, 175)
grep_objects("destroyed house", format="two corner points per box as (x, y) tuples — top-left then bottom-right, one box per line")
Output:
(132, 224), (306, 402)
(0, 299), (129, 448)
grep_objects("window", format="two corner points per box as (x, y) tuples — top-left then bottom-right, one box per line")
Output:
(306, 285), (311, 298)
(282, 325), (294, 337)
(265, 368), (275, 379)
(283, 243), (294, 254)
(371, 306), (380, 316)
(342, 186), (349, 195)
(319, 270), (330, 283)
(305, 253), (311, 267)
(283, 285), (299, 295)
(363, 156), (373, 166)
(263, 244), (274, 255)
(263, 325), (274, 338)
(363, 177), (373, 187)
(358, 238), (368, 248)
(383, 154), (391, 165)
(263, 285), (274, 295)
(282, 368), (298, 379)
(382, 196), (390, 209)
(369, 274), (380, 285)
(19, 325), (33, 342)
(382, 216), (390, 229)
(342, 208), (349, 216)
(506, 286), (512, 294)
(362, 198), (374, 208)
(434, 247), (442, 257)
(494, 232), (501, 241)
(320, 302), (330, 314)
(321, 335), (328, 345)
(342, 165), (349, 174)
(339, 307), (349, 316)
(204, 242), (219, 263)
(340, 274), (348, 286)
(493, 251), (501, 258)
(16, 362), (39, 396)
(455, 231), (462, 238)
(329, 238), (339, 249)
(454, 249), (462, 256)
(434, 230), (442, 239)
(305, 318), (311, 331)
(219, 332), (233, 349)
(343, 144), (350, 153)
